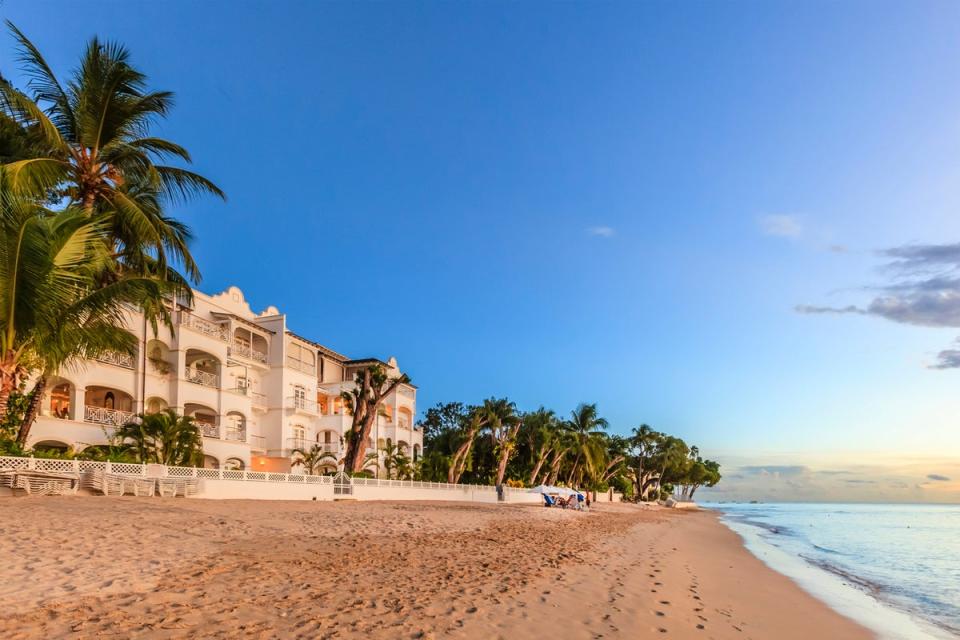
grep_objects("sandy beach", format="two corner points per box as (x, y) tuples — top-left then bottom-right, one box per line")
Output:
(0, 498), (872, 639)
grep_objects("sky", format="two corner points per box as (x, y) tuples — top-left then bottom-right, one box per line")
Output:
(6, 1), (960, 502)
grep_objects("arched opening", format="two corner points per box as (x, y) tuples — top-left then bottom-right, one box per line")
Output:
(413, 444), (421, 462)
(224, 411), (246, 442)
(233, 328), (268, 363)
(203, 455), (220, 469)
(185, 349), (221, 388)
(84, 386), (134, 426)
(45, 377), (73, 420)
(145, 397), (169, 415)
(33, 439), (70, 453)
(397, 406), (413, 429)
(223, 457), (245, 471)
(184, 403), (219, 437)
(146, 339), (172, 375)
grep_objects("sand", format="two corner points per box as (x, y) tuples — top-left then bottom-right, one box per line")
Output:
(0, 498), (873, 639)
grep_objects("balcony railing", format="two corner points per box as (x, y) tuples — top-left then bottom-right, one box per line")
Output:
(185, 368), (219, 388)
(287, 396), (318, 414)
(285, 357), (316, 376)
(249, 434), (266, 450)
(231, 340), (268, 363)
(84, 405), (135, 427)
(224, 428), (246, 442)
(200, 423), (220, 438)
(178, 311), (228, 342)
(96, 351), (136, 369)
(250, 391), (267, 407)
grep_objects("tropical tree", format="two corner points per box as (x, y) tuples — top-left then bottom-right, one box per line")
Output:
(520, 407), (560, 486)
(481, 397), (522, 488)
(341, 364), (410, 472)
(447, 409), (487, 484)
(0, 21), (223, 286)
(292, 444), (338, 476)
(0, 186), (160, 435)
(563, 403), (608, 486)
(113, 409), (203, 466)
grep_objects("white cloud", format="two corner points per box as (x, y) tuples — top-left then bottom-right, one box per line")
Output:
(758, 214), (802, 238)
(587, 226), (615, 238)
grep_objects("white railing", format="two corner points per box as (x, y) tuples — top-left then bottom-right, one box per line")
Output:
(285, 357), (316, 376)
(231, 340), (267, 363)
(84, 405), (135, 427)
(224, 428), (246, 442)
(250, 391), (267, 407)
(178, 311), (228, 342)
(185, 368), (219, 388)
(199, 423), (219, 438)
(0, 456), (526, 494)
(287, 396), (318, 414)
(96, 351), (136, 369)
(249, 434), (266, 450)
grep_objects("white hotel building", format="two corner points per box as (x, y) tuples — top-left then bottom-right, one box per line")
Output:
(26, 286), (421, 473)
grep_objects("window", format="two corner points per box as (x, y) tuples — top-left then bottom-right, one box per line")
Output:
(292, 425), (305, 444)
(286, 342), (316, 374)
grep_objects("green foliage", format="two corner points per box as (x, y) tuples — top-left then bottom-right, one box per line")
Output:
(0, 389), (29, 439)
(112, 409), (203, 466)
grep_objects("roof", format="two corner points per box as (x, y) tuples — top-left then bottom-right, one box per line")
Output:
(344, 358), (390, 368)
(209, 311), (276, 334)
(284, 330), (349, 361)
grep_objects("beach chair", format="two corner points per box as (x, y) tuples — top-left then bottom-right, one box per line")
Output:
(0, 469), (15, 489)
(542, 493), (557, 507)
(132, 477), (156, 497)
(157, 478), (179, 497)
(182, 478), (200, 496)
(104, 473), (127, 496)
(14, 474), (76, 496)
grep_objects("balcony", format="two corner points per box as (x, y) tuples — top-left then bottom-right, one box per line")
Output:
(231, 339), (267, 364)
(185, 368), (219, 388)
(84, 405), (135, 427)
(198, 421), (220, 438)
(224, 428), (247, 442)
(96, 351), (136, 370)
(249, 434), (266, 451)
(285, 357), (316, 376)
(287, 396), (318, 415)
(178, 311), (228, 342)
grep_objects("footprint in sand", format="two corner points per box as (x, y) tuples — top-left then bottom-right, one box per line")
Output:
(659, 601), (671, 606)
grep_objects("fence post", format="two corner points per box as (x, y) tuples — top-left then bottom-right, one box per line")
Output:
(106, 461), (112, 474)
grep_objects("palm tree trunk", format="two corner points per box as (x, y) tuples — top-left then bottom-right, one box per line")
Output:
(528, 446), (551, 486)
(16, 375), (46, 445)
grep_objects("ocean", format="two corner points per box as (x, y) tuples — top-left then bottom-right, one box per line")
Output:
(706, 503), (960, 639)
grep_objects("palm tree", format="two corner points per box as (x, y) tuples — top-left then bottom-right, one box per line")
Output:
(0, 21), (223, 286)
(447, 409), (487, 484)
(563, 403), (608, 486)
(522, 407), (559, 486)
(480, 397), (523, 488)
(113, 409), (203, 467)
(292, 444), (338, 476)
(0, 185), (162, 433)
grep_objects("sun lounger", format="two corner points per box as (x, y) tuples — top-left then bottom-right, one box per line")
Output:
(12, 471), (80, 496)
(131, 477), (156, 497)
(157, 478), (180, 497)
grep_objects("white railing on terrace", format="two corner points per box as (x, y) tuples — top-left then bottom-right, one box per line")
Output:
(200, 423), (220, 438)
(285, 357), (316, 375)
(84, 405), (135, 427)
(185, 368), (219, 388)
(96, 351), (136, 369)
(0, 456), (511, 492)
(286, 439), (338, 454)
(231, 340), (267, 363)
(178, 311), (228, 342)
(249, 434), (266, 450)
(224, 428), (246, 442)
(287, 396), (318, 414)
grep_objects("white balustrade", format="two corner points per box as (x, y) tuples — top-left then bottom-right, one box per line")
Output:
(84, 405), (135, 426)
(185, 367), (219, 388)
(287, 395), (318, 414)
(232, 340), (267, 363)
(178, 311), (228, 342)
(95, 351), (136, 369)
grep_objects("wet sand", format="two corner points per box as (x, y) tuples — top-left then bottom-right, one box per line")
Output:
(0, 498), (872, 639)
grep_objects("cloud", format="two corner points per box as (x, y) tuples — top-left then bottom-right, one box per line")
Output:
(587, 226), (615, 238)
(739, 465), (808, 477)
(799, 241), (960, 366)
(758, 214), (802, 238)
(927, 474), (950, 481)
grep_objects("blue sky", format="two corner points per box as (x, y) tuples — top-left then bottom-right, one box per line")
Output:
(8, 1), (960, 498)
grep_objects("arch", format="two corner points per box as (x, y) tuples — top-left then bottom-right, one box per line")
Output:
(224, 411), (247, 441)
(145, 396), (169, 414)
(184, 349), (221, 387)
(397, 440), (409, 454)
(45, 376), (74, 420)
(413, 444), (421, 462)
(203, 455), (220, 469)
(223, 457), (245, 471)
(184, 402), (219, 437)
(146, 339), (172, 375)
(397, 406), (413, 429)
(84, 386), (134, 425)
(33, 439), (70, 452)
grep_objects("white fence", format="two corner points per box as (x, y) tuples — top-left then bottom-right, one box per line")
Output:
(0, 456), (541, 503)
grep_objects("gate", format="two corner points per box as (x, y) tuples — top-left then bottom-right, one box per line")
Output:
(333, 470), (353, 496)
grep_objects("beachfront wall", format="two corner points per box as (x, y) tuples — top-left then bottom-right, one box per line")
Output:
(0, 456), (541, 504)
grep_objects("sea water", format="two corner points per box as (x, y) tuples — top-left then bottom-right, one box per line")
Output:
(706, 503), (960, 639)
